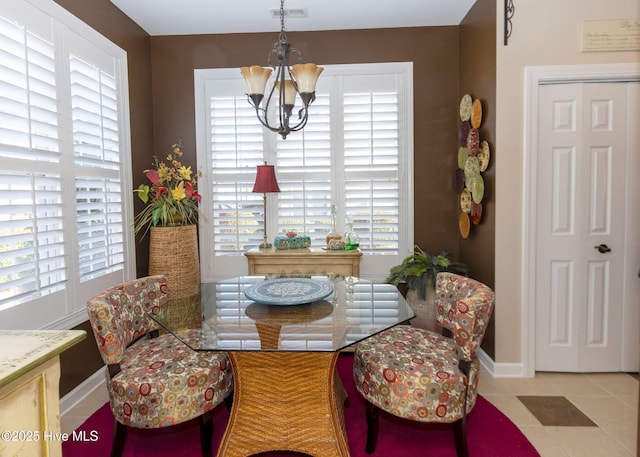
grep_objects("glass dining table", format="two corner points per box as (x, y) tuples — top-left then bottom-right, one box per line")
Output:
(151, 275), (414, 457)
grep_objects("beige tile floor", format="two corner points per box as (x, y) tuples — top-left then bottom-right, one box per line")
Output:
(478, 368), (639, 457)
(62, 368), (638, 456)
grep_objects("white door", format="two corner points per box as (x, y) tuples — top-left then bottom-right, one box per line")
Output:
(535, 82), (639, 372)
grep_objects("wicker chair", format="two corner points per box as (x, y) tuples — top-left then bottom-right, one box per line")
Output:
(353, 272), (494, 457)
(86, 275), (233, 457)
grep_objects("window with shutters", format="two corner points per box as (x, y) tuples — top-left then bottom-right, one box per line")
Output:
(0, 0), (134, 329)
(195, 63), (413, 280)
(71, 55), (125, 282)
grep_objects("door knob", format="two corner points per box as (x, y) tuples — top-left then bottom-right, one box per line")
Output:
(594, 244), (611, 254)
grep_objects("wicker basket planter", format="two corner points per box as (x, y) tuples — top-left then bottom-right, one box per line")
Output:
(405, 278), (438, 332)
(148, 224), (200, 328)
(406, 287), (435, 316)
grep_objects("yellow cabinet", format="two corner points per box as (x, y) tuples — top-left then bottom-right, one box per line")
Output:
(0, 330), (86, 457)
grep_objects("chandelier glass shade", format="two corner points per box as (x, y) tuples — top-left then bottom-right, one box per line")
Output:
(240, 0), (323, 139)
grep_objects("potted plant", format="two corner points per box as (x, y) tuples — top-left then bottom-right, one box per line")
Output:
(133, 141), (202, 237)
(133, 141), (203, 316)
(385, 246), (468, 300)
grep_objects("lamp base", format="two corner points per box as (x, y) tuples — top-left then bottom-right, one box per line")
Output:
(259, 242), (272, 250)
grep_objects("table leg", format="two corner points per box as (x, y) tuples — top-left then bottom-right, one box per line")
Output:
(217, 351), (350, 457)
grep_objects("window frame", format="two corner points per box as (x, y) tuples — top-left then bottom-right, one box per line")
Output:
(195, 62), (414, 281)
(0, 0), (136, 330)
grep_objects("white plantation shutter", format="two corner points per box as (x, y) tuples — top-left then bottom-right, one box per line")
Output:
(276, 93), (332, 245)
(0, 0), (134, 328)
(0, 8), (64, 309)
(76, 177), (124, 280)
(0, 172), (65, 306)
(208, 93), (265, 252)
(0, 11), (58, 153)
(70, 55), (125, 282)
(196, 63), (413, 280)
(343, 88), (400, 254)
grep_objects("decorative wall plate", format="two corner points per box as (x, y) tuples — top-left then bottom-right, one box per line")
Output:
(471, 98), (482, 128)
(460, 188), (472, 213)
(460, 94), (472, 121)
(244, 278), (333, 306)
(471, 202), (483, 225)
(459, 120), (471, 146)
(478, 140), (490, 171)
(458, 146), (469, 169)
(466, 128), (479, 156)
(459, 212), (471, 239)
(464, 156), (480, 184)
(468, 175), (484, 204)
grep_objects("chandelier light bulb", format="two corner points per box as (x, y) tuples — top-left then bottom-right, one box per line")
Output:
(291, 63), (323, 94)
(240, 66), (273, 96)
(275, 79), (297, 106)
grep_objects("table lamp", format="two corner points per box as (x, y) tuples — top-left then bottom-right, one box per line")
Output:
(252, 162), (280, 249)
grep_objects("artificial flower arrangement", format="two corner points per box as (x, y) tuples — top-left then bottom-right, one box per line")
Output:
(133, 141), (202, 236)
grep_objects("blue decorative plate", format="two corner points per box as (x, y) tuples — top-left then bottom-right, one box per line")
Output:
(244, 278), (333, 306)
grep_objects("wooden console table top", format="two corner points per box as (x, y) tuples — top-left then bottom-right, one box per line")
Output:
(244, 247), (362, 277)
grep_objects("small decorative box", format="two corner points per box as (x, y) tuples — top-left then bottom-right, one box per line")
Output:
(274, 234), (311, 250)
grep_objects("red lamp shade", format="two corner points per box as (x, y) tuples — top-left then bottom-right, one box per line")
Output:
(252, 164), (280, 193)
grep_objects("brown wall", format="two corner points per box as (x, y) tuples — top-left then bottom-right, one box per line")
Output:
(459, 0), (497, 358)
(52, 0), (155, 396)
(59, 321), (104, 396)
(149, 26), (463, 268)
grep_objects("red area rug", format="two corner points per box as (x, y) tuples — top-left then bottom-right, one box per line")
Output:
(63, 353), (539, 456)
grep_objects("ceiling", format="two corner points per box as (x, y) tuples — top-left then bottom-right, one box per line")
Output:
(108, 0), (477, 36)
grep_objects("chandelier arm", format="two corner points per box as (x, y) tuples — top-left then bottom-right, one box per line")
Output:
(253, 103), (283, 136)
(285, 62), (301, 94)
(287, 108), (310, 132)
(275, 60), (290, 134)
(288, 47), (303, 65)
(251, 104), (274, 131)
(250, 75), (293, 137)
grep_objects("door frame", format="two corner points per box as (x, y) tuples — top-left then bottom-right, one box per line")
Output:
(523, 63), (640, 377)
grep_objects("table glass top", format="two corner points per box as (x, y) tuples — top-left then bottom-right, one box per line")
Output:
(152, 276), (414, 352)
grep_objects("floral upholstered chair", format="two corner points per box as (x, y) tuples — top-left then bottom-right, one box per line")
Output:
(353, 272), (494, 457)
(86, 275), (233, 457)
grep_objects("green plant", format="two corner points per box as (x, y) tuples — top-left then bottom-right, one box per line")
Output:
(133, 141), (202, 237)
(385, 246), (468, 299)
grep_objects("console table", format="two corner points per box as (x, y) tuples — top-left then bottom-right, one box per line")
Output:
(245, 247), (362, 277)
(0, 329), (86, 457)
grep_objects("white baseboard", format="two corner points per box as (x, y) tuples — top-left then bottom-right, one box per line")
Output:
(478, 349), (530, 378)
(60, 367), (105, 417)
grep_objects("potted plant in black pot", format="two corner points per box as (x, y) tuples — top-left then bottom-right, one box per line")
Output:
(385, 246), (468, 324)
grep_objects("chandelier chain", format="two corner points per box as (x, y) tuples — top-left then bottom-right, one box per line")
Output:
(280, 0), (285, 34)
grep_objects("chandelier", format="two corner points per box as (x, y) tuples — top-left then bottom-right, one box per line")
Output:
(240, 0), (323, 139)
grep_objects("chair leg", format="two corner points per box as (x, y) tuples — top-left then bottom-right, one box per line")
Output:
(110, 420), (126, 457)
(453, 416), (469, 457)
(199, 410), (214, 457)
(365, 400), (380, 454)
